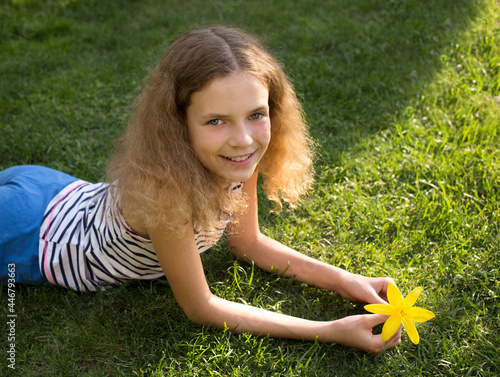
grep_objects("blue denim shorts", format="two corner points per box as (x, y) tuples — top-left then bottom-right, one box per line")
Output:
(0, 165), (78, 286)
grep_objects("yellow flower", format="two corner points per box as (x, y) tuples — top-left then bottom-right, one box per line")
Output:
(364, 282), (435, 344)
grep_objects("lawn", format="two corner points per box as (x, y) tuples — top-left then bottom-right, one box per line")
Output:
(1, 0), (499, 376)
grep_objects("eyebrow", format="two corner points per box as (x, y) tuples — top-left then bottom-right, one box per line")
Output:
(201, 105), (269, 120)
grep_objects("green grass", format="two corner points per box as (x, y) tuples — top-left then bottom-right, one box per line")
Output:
(1, 0), (499, 375)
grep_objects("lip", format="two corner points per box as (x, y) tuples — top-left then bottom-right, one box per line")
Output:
(220, 151), (256, 166)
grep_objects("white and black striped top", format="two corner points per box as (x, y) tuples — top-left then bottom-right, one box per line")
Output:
(39, 180), (241, 292)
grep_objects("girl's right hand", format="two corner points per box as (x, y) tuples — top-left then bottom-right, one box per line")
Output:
(323, 314), (401, 355)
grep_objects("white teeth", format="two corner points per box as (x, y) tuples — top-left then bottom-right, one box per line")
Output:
(225, 154), (251, 162)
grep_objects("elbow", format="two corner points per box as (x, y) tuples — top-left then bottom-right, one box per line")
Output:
(228, 232), (262, 260)
(185, 311), (209, 326)
(228, 244), (246, 260)
(180, 294), (218, 327)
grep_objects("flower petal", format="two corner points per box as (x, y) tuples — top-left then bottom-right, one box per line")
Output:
(402, 317), (420, 344)
(402, 286), (422, 310)
(407, 307), (435, 322)
(364, 304), (394, 315)
(387, 282), (403, 307)
(381, 314), (401, 341)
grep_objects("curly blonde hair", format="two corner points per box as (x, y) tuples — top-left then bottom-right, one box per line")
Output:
(107, 26), (315, 232)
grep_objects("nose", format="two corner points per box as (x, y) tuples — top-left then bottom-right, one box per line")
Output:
(228, 120), (252, 148)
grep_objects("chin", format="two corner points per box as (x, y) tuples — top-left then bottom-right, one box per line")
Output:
(223, 172), (253, 184)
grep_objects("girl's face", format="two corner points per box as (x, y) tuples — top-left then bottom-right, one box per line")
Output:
(186, 72), (271, 184)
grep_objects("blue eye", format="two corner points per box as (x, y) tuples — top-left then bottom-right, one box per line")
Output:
(208, 119), (222, 126)
(250, 113), (263, 120)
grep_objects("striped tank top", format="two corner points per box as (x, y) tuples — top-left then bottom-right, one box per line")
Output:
(39, 180), (241, 292)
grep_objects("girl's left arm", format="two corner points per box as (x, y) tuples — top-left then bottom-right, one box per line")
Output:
(227, 170), (393, 305)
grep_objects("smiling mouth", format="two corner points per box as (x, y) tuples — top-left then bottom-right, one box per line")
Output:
(223, 153), (253, 162)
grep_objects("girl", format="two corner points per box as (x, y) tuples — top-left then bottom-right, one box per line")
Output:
(0, 26), (401, 354)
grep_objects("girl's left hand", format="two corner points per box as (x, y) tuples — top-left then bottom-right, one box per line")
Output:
(336, 273), (394, 305)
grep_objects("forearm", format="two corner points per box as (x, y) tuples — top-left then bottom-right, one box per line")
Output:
(188, 294), (397, 354)
(230, 233), (354, 293)
(229, 233), (393, 305)
(191, 294), (334, 342)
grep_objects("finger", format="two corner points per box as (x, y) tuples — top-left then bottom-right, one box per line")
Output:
(384, 277), (396, 286)
(391, 324), (402, 337)
(385, 334), (401, 350)
(384, 324), (402, 349)
(369, 333), (401, 355)
(372, 293), (390, 305)
(367, 337), (389, 356)
(379, 277), (395, 295)
(367, 278), (393, 304)
(366, 313), (389, 328)
(368, 320), (401, 355)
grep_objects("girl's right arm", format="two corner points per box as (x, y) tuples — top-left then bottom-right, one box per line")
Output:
(148, 224), (400, 354)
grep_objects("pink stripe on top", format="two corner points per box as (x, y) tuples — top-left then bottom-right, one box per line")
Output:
(42, 181), (88, 284)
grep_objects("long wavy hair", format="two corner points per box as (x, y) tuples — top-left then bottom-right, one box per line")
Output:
(107, 26), (315, 232)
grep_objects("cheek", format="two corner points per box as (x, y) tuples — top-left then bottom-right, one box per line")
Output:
(191, 129), (226, 156)
(261, 122), (272, 146)
(253, 120), (271, 141)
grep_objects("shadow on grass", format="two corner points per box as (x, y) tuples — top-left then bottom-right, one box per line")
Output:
(269, 0), (483, 165)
